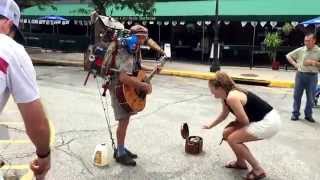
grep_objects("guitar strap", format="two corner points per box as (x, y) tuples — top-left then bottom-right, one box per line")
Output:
(109, 40), (119, 74)
(132, 49), (142, 77)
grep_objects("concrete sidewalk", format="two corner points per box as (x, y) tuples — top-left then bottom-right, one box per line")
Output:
(29, 51), (299, 88)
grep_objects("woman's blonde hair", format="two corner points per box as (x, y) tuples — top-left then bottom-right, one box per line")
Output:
(208, 71), (243, 94)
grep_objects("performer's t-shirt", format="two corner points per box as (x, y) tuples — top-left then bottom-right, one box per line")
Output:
(110, 47), (141, 84)
(116, 47), (135, 75)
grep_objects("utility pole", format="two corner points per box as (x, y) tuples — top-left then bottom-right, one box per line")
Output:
(210, 0), (221, 72)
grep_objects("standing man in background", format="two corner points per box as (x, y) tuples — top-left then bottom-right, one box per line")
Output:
(0, 0), (51, 179)
(287, 33), (320, 123)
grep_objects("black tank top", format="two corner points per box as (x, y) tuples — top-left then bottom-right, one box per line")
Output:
(224, 91), (273, 122)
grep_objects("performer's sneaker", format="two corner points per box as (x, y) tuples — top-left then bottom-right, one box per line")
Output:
(113, 149), (138, 159)
(305, 117), (316, 123)
(115, 153), (136, 166)
(125, 149), (138, 159)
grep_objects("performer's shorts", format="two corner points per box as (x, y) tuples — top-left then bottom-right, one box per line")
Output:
(247, 109), (281, 139)
(109, 86), (132, 121)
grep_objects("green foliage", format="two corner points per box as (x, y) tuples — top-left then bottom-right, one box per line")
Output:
(17, 0), (155, 16)
(16, 0), (52, 8)
(282, 22), (293, 35)
(264, 32), (282, 62)
(70, 7), (93, 16)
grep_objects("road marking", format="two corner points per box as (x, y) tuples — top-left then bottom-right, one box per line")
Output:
(0, 119), (55, 180)
(0, 140), (30, 144)
(49, 119), (56, 147)
(0, 120), (55, 145)
(1, 164), (29, 170)
(0, 121), (29, 144)
(0, 122), (24, 125)
(21, 170), (33, 180)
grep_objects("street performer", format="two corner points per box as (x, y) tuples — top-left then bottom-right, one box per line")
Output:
(105, 24), (163, 166)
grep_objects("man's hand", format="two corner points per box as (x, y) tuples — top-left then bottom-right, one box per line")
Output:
(313, 61), (320, 68)
(291, 61), (299, 69)
(155, 64), (162, 74)
(303, 59), (320, 68)
(286, 55), (299, 69)
(30, 156), (50, 180)
(160, 50), (167, 58)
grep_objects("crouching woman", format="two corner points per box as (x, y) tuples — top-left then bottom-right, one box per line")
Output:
(203, 71), (281, 180)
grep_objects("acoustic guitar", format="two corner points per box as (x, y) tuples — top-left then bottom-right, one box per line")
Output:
(115, 56), (167, 113)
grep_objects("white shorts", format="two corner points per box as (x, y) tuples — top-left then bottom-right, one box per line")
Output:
(247, 109), (281, 139)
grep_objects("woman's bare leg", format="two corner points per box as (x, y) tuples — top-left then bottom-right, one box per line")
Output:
(226, 128), (265, 175)
(223, 126), (247, 167)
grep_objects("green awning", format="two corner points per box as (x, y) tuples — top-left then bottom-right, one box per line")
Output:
(22, 4), (93, 20)
(22, 0), (320, 21)
(218, 0), (320, 21)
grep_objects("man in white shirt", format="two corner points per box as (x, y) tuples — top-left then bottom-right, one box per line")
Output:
(0, 0), (50, 179)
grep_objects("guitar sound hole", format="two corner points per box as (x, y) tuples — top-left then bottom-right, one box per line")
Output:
(136, 90), (146, 99)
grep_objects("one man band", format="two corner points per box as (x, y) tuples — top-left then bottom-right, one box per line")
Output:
(105, 24), (163, 166)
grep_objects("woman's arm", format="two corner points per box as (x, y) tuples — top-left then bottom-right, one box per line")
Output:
(204, 100), (230, 129)
(226, 92), (250, 127)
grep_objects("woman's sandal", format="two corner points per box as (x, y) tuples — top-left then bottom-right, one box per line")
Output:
(224, 161), (248, 170)
(245, 170), (266, 180)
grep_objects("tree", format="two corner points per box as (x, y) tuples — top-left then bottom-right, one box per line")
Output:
(264, 32), (283, 70)
(91, 0), (156, 16)
(16, 0), (156, 16)
(15, 0), (52, 9)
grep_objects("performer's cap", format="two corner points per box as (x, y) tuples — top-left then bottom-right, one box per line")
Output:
(130, 25), (148, 37)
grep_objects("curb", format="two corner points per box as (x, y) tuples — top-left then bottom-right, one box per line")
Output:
(160, 69), (216, 80)
(269, 80), (295, 88)
(161, 69), (295, 88)
(31, 58), (295, 88)
(32, 58), (83, 67)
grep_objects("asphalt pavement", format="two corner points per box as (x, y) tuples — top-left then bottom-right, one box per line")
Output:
(1, 66), (319, 180)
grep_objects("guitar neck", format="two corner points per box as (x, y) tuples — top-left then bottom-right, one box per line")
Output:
(145, 56), (167, 83)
